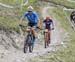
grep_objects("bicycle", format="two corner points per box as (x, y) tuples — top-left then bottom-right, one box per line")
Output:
(19, 25), (34, 53)
(35, 27), (54, 48)
(44, 28), (54, 48)
(24, 28), (34, 53)
(44, 29), (49, 48)
(36, 27), (54, 48)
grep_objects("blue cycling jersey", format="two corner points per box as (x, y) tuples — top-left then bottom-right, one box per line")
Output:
(22, 12), (39, 23)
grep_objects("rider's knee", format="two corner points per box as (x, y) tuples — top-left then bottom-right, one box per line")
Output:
(32, 29), (36, 36)
(26, 28), (30, 32)
(26, 26), (31, 31)
(48, 30), (51, 33)
(44, 29), (48, 33)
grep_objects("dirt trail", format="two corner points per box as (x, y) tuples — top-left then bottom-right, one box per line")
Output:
(0, 6), (65, 62)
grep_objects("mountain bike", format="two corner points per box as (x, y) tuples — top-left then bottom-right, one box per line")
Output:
(19, 25), (34, 53)
(44, 28), (54, 48)
(24, 28), (34, 53)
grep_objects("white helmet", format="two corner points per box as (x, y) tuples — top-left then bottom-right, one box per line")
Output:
(27, 6), (34, 11)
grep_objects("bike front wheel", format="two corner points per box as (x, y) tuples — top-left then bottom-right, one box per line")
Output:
(29, 44), (34, 53)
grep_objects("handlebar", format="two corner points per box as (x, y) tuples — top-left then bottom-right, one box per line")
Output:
(19, 24), (27, 28)
(19, 24), (54, 30)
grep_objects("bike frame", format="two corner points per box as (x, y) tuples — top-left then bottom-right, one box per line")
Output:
(24, 28), (34, 53)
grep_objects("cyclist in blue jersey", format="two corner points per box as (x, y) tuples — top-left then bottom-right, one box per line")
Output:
(19, 6), (40, 45)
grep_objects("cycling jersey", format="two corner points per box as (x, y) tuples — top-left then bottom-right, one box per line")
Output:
(43, 19), (53, 30)
(22, 12), (39, 23)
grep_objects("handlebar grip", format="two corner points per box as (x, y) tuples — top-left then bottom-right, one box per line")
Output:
(51, 28), (54, 30)
(19, 24), (25, 28)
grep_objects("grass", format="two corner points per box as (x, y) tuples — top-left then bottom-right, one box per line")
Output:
(0, 0), (28, 6)
(1, 0), (74, 32)
(41, 0), (75, 8)
(0, 0), (40, 32)
(28, 5), (75, 62)
(50, 7), (75, 62)
(0, 0), (75, 62)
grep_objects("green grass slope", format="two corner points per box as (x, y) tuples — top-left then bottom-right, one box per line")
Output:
(0, 0), (40, 32)
(41, 0), (75, 8)
(49, 7), (75, 62)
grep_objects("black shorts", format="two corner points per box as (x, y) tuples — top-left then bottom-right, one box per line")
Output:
(28, 23), (37, 27)
(45, 25), (51, 30)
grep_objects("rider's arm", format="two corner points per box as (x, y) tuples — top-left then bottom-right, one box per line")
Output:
(19, 12), (28, 25)
(52, 22), (54, 28)
(41, 19), (46, 28)
(38, 19), (42, 27)
(34, 12), (41, 27)
(19, 18), (23, 25)
(51, 20), (54, 29)
(42, 19), (46, 25)
(38, 18), (45, 28)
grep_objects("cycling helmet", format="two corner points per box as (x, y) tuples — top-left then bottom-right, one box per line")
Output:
(27, 6), (34, 11)
(46, 16), (50, 19)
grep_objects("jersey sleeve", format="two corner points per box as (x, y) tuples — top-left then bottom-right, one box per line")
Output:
(21, 12), (28, 20)
(34, 12), (39, 21)
(50, 19), (53, 22)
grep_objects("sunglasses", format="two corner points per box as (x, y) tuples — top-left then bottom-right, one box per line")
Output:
(28, 11), (32, 12)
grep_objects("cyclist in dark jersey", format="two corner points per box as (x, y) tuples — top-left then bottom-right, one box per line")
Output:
(43, 16), (54, 43)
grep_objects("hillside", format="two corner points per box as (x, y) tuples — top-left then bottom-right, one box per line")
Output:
(0, 0), (75, 62)
(0, 0), (40, 32)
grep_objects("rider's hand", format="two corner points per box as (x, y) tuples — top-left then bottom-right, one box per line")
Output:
(52, 28), (54, 30)
(19, 24), (22, 27)
(36, 26), (40, 29)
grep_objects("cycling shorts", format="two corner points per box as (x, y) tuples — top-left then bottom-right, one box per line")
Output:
(28, 23), (37, 29)
(45, 24), (51, 30)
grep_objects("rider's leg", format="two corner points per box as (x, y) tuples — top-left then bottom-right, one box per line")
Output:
(44, 29), (48, 41)
(44, 29), (49, 48)
(32, 29), (36, 45)
(26, 26), (36, 43)
(48, 30), (51, 43)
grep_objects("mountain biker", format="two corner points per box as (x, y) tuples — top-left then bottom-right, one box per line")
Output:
(70, 9), (75, 23)
(43, 16), (54, 43)
(19, 6), (40, 45)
